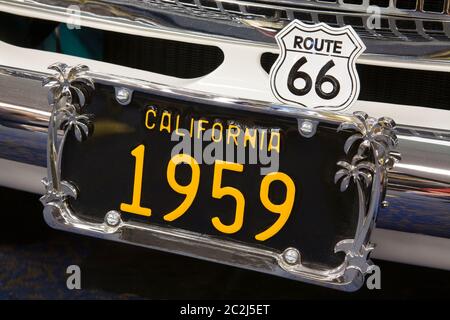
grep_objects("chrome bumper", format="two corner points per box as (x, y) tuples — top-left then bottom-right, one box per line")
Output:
(1, 64), (449, 240)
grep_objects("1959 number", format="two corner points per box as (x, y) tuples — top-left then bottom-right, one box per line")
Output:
(119, 144), (297, 241)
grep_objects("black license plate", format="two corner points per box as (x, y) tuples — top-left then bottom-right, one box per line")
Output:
(42, 66), (392, 290)
(61, 83), (357, 269)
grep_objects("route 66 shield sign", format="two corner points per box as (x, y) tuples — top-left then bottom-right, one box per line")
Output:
(270, 21), (366, 111)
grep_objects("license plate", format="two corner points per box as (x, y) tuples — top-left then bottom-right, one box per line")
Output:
(41, 64), (396, 291)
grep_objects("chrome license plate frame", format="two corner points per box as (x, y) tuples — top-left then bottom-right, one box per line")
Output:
(40, 63), (399, 291)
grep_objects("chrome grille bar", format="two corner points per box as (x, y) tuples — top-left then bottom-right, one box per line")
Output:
(148, 0), (450, 42)
(171, 0), (450, 17)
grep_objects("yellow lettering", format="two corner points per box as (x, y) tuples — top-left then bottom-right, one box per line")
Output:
(164, 154), (200, 222)
(259, 129), (266, 150)
(211, 160), (245, 234)
(197, 119), (208, 139)
(145, 109), (157, 130)
(255, 172), (295, 241)
(244, 128), (257, 149)
(227, 124), (241, 146)
(159, 111), (171, 133)
(120, 144), (152, 217)
(212, 122), (223, 142)
(268, 131), (281, 153)
(174, 115), (185, 136)
(189, 118), (194, 138)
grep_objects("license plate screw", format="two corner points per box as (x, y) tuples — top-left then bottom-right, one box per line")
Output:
(115, 87), (132, 105)
(105, 210), (122, 227)
(298, 120), (317, 138)
(282, 248), (300, 265)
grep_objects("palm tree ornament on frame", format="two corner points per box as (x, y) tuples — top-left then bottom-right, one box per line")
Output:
(334, 111), (401, 276)
(40, 63), (94, 205)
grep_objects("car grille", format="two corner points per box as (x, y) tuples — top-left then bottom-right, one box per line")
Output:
(133, 0), (450, 42)
(162, 0), (450, 16)
(171, 0), (450, 16)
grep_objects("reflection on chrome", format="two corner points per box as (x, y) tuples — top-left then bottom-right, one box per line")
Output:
(395, 163), (450, 179)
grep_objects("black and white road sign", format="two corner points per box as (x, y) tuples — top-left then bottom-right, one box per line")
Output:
(270, 21), (366, 111)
